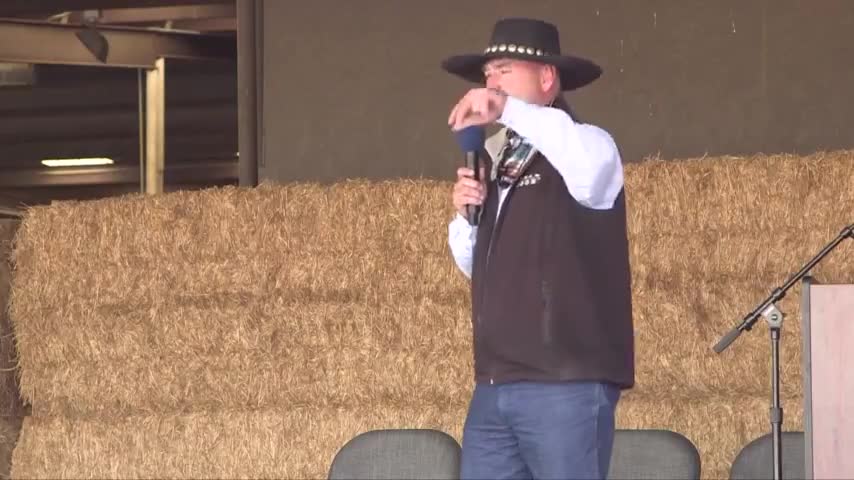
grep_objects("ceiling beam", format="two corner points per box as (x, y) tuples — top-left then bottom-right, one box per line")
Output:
(0, 160), (238, 187)
(76, 4), (235, 24)
(0, 19), (235, 68)
(0, 0), (229, 17)
(167, 17), (236, 32)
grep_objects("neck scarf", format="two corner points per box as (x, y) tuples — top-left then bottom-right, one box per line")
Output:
(494, 129), (538, 188)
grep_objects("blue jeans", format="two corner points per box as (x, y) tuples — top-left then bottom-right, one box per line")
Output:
(460, 381), (621, 480)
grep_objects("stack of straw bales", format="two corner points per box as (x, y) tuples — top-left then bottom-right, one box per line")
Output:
(7, 150), (854, 479)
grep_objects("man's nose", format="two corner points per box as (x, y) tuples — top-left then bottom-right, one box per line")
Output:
(485, 76), (500, 90)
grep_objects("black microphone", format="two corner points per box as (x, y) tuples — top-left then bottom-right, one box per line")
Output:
(454, 125), (485, 226)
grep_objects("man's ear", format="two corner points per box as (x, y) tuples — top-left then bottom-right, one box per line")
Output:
(541, 65), (558, 92)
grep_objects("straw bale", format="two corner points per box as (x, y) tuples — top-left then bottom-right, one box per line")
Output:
(18, 281), (813, 417)
(8, 181), (468, 360)
(17, 297), (473, 418)
(11, 250), (467, 321)
(16, 275), (825, 417)
(634, 280), (812, 395)
(10, 392), (801, 480)
(623, 150), (854, 236)
(629, 227), (854, 286)
(10, 180), (455, 266)
(11, 406), (465, 480)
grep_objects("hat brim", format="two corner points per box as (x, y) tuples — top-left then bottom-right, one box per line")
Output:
(441, 51), (602, 91)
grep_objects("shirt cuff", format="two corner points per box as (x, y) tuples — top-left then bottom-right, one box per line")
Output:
(498, 95), (534, 132)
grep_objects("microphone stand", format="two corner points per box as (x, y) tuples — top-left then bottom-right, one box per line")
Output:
(713, 223), (854, 480)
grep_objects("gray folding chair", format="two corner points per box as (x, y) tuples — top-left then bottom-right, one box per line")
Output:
(328, 429), (461, 480)
(608, 429), (702, 480)
(729, 431), (805, 480)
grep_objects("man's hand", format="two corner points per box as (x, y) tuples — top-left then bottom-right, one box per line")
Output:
(452, 166), (486, 218)
(448, 88), (508, 131)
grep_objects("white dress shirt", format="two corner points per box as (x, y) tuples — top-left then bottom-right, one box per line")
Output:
(448, 95), (625, 279)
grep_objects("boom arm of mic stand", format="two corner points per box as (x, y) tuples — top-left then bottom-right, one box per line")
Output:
(713, 223), (854, 354)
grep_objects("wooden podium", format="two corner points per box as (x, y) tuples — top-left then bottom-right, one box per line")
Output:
(801, 277), (854, 479)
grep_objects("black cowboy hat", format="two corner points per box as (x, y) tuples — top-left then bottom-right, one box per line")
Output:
(441, 17), (602, 91)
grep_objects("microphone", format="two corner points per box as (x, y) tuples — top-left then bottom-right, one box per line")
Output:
(454, 125), (485, 226)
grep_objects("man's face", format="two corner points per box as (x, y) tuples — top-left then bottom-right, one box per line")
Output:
(482, 58), (556, 105)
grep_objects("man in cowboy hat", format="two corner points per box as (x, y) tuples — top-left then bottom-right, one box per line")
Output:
(442, 17), (635, 479)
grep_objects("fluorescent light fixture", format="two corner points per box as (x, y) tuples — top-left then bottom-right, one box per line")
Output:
(0, 62), (36, 87)
(41, 157), (114, 167)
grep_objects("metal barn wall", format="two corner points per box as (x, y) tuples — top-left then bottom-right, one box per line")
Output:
(0, 59), (238, 205)
(256, 0), (854, 183)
